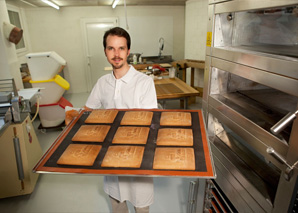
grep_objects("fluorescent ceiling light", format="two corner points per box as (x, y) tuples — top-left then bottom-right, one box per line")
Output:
(20, 0), (38, 7)
(41, 0), (60, 10)
(112, 0), (120, 9)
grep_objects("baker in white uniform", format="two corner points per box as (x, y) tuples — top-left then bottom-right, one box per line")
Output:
(86, 27), (157, 213)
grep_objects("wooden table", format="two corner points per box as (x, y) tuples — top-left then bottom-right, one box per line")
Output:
(154, 77), (200, 109)
(171, 59), (205, 86)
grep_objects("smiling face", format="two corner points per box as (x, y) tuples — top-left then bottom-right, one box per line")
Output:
(104, 35), (130, 71)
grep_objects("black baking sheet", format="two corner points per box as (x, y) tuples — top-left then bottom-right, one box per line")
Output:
(43, 110), (206, 172)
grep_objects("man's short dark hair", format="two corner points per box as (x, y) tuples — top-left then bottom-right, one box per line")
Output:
(103, 27), (131, 50)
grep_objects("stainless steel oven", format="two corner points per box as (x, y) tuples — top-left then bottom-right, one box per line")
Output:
(203, 0), (298, 212)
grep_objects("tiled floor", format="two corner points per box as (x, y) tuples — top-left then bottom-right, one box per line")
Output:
(0, 93), (205, 213)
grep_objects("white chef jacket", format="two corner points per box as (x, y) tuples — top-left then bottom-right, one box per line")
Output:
(85, 65), (158, 208)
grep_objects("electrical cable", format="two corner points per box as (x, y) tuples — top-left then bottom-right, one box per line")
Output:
(124, 0), (129, 30)
(31, 96), (40, 123)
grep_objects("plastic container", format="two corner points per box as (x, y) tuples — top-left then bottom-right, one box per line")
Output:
(38, 97), (73, 128)
(133, 54), (137, 64)
(30, 75), (70, 105)
(26, 51), (66, 81)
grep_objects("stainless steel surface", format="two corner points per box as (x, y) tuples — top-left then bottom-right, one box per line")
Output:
(0, 79), (18, 132)
(287, 110), (298, 165)
(141, 55), (173, 63)
(204, 0), (298, 212)
(187, 181), (198, 213)
(273, 115), (298, 211)
(212, 47), (298, 80)
(0, 79), (31, 135)
(127, 53), (141, 64)
(211, 140), (271, 212)
(208, 179), (236, 212)
(214, 0), (298, 14)
(202, 56), (211, 104)
(0, 92), (12, 102)
(13, 134), (25, 181)
(205, 5), (214, 56)
(208, 95), (288, 163)
(211, 58), (298, 97)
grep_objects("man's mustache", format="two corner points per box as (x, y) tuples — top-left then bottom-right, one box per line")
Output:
(112, 57), (123, 60)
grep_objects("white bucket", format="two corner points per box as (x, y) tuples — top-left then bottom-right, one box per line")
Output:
(39, 97), (72, 127)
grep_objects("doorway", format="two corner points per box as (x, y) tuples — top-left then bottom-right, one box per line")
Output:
(81, 18), (118, 91)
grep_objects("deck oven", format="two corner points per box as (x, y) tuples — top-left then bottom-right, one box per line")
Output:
(203, 0), (298, 212)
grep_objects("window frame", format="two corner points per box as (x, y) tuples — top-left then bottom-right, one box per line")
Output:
(6, 4), (28, 54)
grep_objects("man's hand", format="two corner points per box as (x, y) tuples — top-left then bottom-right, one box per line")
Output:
(65, 109), (80, 125)
(65, 106), (91, 125)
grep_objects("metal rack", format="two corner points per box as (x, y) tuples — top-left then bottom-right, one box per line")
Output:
(0, 79), (19, 134)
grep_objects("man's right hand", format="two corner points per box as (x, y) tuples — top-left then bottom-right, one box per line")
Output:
(65, 109), (80, 125)
(65, 106), (92, 126)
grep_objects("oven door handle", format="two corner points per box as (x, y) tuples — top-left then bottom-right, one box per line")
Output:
(270, 110), (298, 135)
(267, 147), (298, 181)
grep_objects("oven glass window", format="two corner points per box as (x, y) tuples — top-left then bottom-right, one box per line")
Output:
(214, 5), (298, 58)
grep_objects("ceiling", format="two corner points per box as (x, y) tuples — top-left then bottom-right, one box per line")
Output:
(6, 0), (188, 8)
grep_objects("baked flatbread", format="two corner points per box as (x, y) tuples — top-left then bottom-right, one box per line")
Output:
(153, 147), (195, 170)
(85, 110), (118, 123)
(72, 125), (110, 142)
(57, 144), (101, 166)
(112, 127), (150, 144)
(156, 128), (193, 146)
(120, 111), (153, 126)
(160, 112), (192, 126)
(101, 146), (145, 168)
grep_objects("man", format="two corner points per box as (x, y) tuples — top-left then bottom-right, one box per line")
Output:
(71, 27), (157, 213)
(85, 27), (157, 110)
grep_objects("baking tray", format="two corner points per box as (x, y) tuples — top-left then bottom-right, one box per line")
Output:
(33, 109), (215, 178)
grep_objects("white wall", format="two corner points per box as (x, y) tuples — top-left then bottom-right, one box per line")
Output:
(0, 1), (23, 90)
(20, 5), (185, 94)
(185, 0), (208, 87)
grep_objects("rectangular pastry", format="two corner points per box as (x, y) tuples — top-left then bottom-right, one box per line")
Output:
(120, 111), (153, 126)
(85, 110), (118, 123)
(160, 112), (192, 126)
(101, 146), (145, 168)
(112, 127), (150, 144)
(156, 128), (193, 146)
(153, 147), (195, 170)
(72, 125), (110, 142)
(57, 144), (101, 166)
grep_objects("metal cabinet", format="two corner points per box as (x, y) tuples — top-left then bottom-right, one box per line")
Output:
(0, 116), (42, 198)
